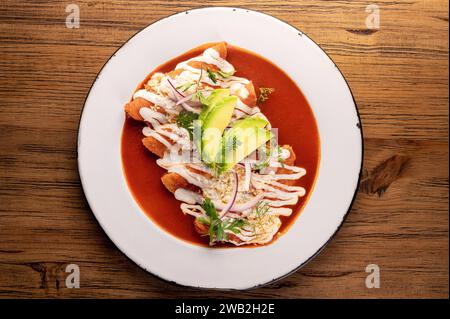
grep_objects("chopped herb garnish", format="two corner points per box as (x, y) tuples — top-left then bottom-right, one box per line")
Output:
(253, 145), (285, 171)
(251, 201), (273, 236)
(206, 68), (218, 83)
(176, 82), (195, 92)
(201, 197), (246, 244)
(197, 217), (210, 225)
(202, 198), (219, 220)
(222, 219), (246, 234)
(178, 65), (204, 94)
(175, 110), (198, 138)
(254, 161), (269, 172)
(254, 201), (270, 218)
(257, 87), (274, 104)
(254, 147), (272, 171)
(205, 69), (235, 84)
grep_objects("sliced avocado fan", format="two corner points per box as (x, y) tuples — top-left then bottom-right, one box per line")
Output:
(194, 89), (237, 164)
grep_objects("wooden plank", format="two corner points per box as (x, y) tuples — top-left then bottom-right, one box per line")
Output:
(0, 0), (448, 298)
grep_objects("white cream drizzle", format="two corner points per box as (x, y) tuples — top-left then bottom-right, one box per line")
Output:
(140, 107), (166, 123)
(134, 89), (176, 111)
(175, 189), (203, 205)
(176, 48), (235, 74)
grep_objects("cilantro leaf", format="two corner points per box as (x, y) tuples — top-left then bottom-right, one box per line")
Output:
(202, 197), (219, 220)
(215, 222), (227, 242)
(197, 217), (210, 225)
(201, 197), (246, 244)
(224, 219), (246, 234)
(176, 110), (199, 138)
(206, 68), (218, 83)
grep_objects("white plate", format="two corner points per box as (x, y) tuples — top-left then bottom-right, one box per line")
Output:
(78, 7), (363, 290)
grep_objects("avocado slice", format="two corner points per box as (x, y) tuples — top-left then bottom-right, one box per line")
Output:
(218, 117), (273, 172)
(228, 117), (269, 130)
(193, 89), (234, 160)
(200, 95), (237, 163)
(198, 89), (230, 123)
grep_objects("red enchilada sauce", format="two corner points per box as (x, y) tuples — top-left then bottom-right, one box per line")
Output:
(121, 44), (320, 247)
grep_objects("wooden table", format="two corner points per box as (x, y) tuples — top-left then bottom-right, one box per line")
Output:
(0, 0), (448, 299)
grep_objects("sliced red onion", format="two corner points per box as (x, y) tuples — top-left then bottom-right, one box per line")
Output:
(167, 78), (202, 113)
(175, 93), (194, 105)
(230, 193), (264, 212)
(218, 171), (238, 219)
(215, 193), (264, 214)
(175, 91), (203, 108)
(189, 100), (203, 107)
(167, 78), (184, 98)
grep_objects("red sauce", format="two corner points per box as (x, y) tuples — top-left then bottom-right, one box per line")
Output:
(121, 44), (320, 247)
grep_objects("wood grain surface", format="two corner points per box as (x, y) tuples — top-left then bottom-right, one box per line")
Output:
(0, 0), (448, 298)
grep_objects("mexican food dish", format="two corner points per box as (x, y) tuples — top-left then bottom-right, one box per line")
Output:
(121, 42), (320, 247)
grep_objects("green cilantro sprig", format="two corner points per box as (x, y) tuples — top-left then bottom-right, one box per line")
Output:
(206, 69), (218, 83)
(199, 198), (246, 244)
(175, 110), (198, 138)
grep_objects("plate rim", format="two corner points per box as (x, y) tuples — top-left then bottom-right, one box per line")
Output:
(77, 6), (364, 291)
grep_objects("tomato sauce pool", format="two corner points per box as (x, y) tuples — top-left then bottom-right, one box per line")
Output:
(121, 44), (320, 247)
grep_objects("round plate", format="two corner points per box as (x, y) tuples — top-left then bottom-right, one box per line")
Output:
(78, 7), (363, 290)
